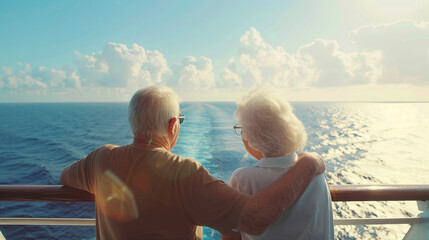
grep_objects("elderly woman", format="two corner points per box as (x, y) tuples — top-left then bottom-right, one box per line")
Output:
(223, 86), (334, 240)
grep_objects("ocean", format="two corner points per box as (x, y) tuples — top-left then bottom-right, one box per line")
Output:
(0, 102), (428, 240)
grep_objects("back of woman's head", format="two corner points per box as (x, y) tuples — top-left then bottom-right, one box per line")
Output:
(234, 86), (307, 157)
(128, 86), (180, 137)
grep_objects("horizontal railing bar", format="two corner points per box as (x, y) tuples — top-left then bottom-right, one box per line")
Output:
(0, 217), (425, 226)
(330, 185), (429, 201)
(0, 185), (429, 202)
(0, 218), (95, 226)
(334, 217), (425, 225)
(0, 185), (93, 202)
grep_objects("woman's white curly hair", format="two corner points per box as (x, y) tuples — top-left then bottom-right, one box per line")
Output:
(234, 85), (307, 157)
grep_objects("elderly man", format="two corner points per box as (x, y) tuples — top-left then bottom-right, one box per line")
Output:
(60, 86), (325, 240)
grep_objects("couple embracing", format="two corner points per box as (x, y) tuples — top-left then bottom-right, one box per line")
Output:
(61, 85), (334, 240)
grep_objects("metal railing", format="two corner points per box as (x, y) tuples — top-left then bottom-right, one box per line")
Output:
(0, 185), (428, 227)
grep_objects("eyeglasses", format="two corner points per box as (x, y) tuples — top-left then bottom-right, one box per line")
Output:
(170, 114), (185, 125)
(233, 123), (242, 135)
(177, 114), (185, 124)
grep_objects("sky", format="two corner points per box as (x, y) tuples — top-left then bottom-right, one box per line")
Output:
(1, 0), (429, 102)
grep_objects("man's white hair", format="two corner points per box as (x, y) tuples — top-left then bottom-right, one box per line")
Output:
(128, 86), (180, 137)
(234, 86), (307, 157)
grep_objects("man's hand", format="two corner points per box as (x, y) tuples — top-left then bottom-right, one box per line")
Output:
(298, 152), (325, 175)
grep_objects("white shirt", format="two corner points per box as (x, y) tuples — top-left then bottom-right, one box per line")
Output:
(229, 153), (334, 240)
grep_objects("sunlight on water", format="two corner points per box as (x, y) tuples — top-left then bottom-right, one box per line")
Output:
(299, 103), (429, 239)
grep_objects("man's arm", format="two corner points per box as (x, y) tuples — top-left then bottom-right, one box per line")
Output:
(60, 146), (105, 193)
(236, 152), (325, 235)
(60, 157), (94, 193)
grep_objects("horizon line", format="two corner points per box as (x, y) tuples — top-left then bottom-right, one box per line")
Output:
(1, 100), (429, 104)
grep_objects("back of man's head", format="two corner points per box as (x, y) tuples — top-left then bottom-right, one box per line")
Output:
(128, 86), (180, 137)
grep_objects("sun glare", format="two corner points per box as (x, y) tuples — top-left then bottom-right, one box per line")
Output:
(361, 0), (429, 20)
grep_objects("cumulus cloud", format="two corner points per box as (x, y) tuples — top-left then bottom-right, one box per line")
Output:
(235, 27), (295, 87)
(1, 63), (81, 91)
(223, 27), (381, 88)
(175, 56), (215, 89)
(297, 39), (382, 86)
(75, 42), (171, 88)
(226, 23), (429, 88)
(0, 42), (172, 93)
(3, 66), (13, 75)
(350, 20), (429, 84)
(1, 63), (47, 90)
(2, 22), (429, 100)
(32, 66), (67, 88)
(62, 65), (81, 88)
(220, 58), (242, 88)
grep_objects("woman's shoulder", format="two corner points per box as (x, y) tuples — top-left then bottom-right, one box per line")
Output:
(231, 165), (261, 181)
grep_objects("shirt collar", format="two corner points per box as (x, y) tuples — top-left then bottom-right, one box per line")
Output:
(255, 153), (298, 168)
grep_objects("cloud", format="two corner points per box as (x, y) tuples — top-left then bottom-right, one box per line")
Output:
(227, 23), (429, 88)
(62, 65), (81, 88)
(75, 42), (171, 88)
(1, 63), (47, 90)
(2, 22), (429, 101)
(32, 66), (67, 88)
(220, 58), (242, 88)
(297, 39), (382, 86)
(350, 20), (429, 84)
(3, 66), (13, 75)
(72, 43), (215, 90)
(235, 27), (296, 87)
(224, 27), (381, 88)
(0, 67), (9, 89)
(1, 63), (81, 90)
(175, 56), (215, 89)
(0, 42), (172, 93)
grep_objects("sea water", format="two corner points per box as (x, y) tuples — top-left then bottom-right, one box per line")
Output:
(0, 102), (428, 240)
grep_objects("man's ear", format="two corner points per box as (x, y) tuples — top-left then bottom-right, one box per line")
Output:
(168, 117), (178, 135)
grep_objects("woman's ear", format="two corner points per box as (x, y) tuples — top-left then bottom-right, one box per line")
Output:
(242, 138), (264, 160)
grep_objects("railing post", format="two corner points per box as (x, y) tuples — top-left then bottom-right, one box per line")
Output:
(403, 201), (429, 240)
